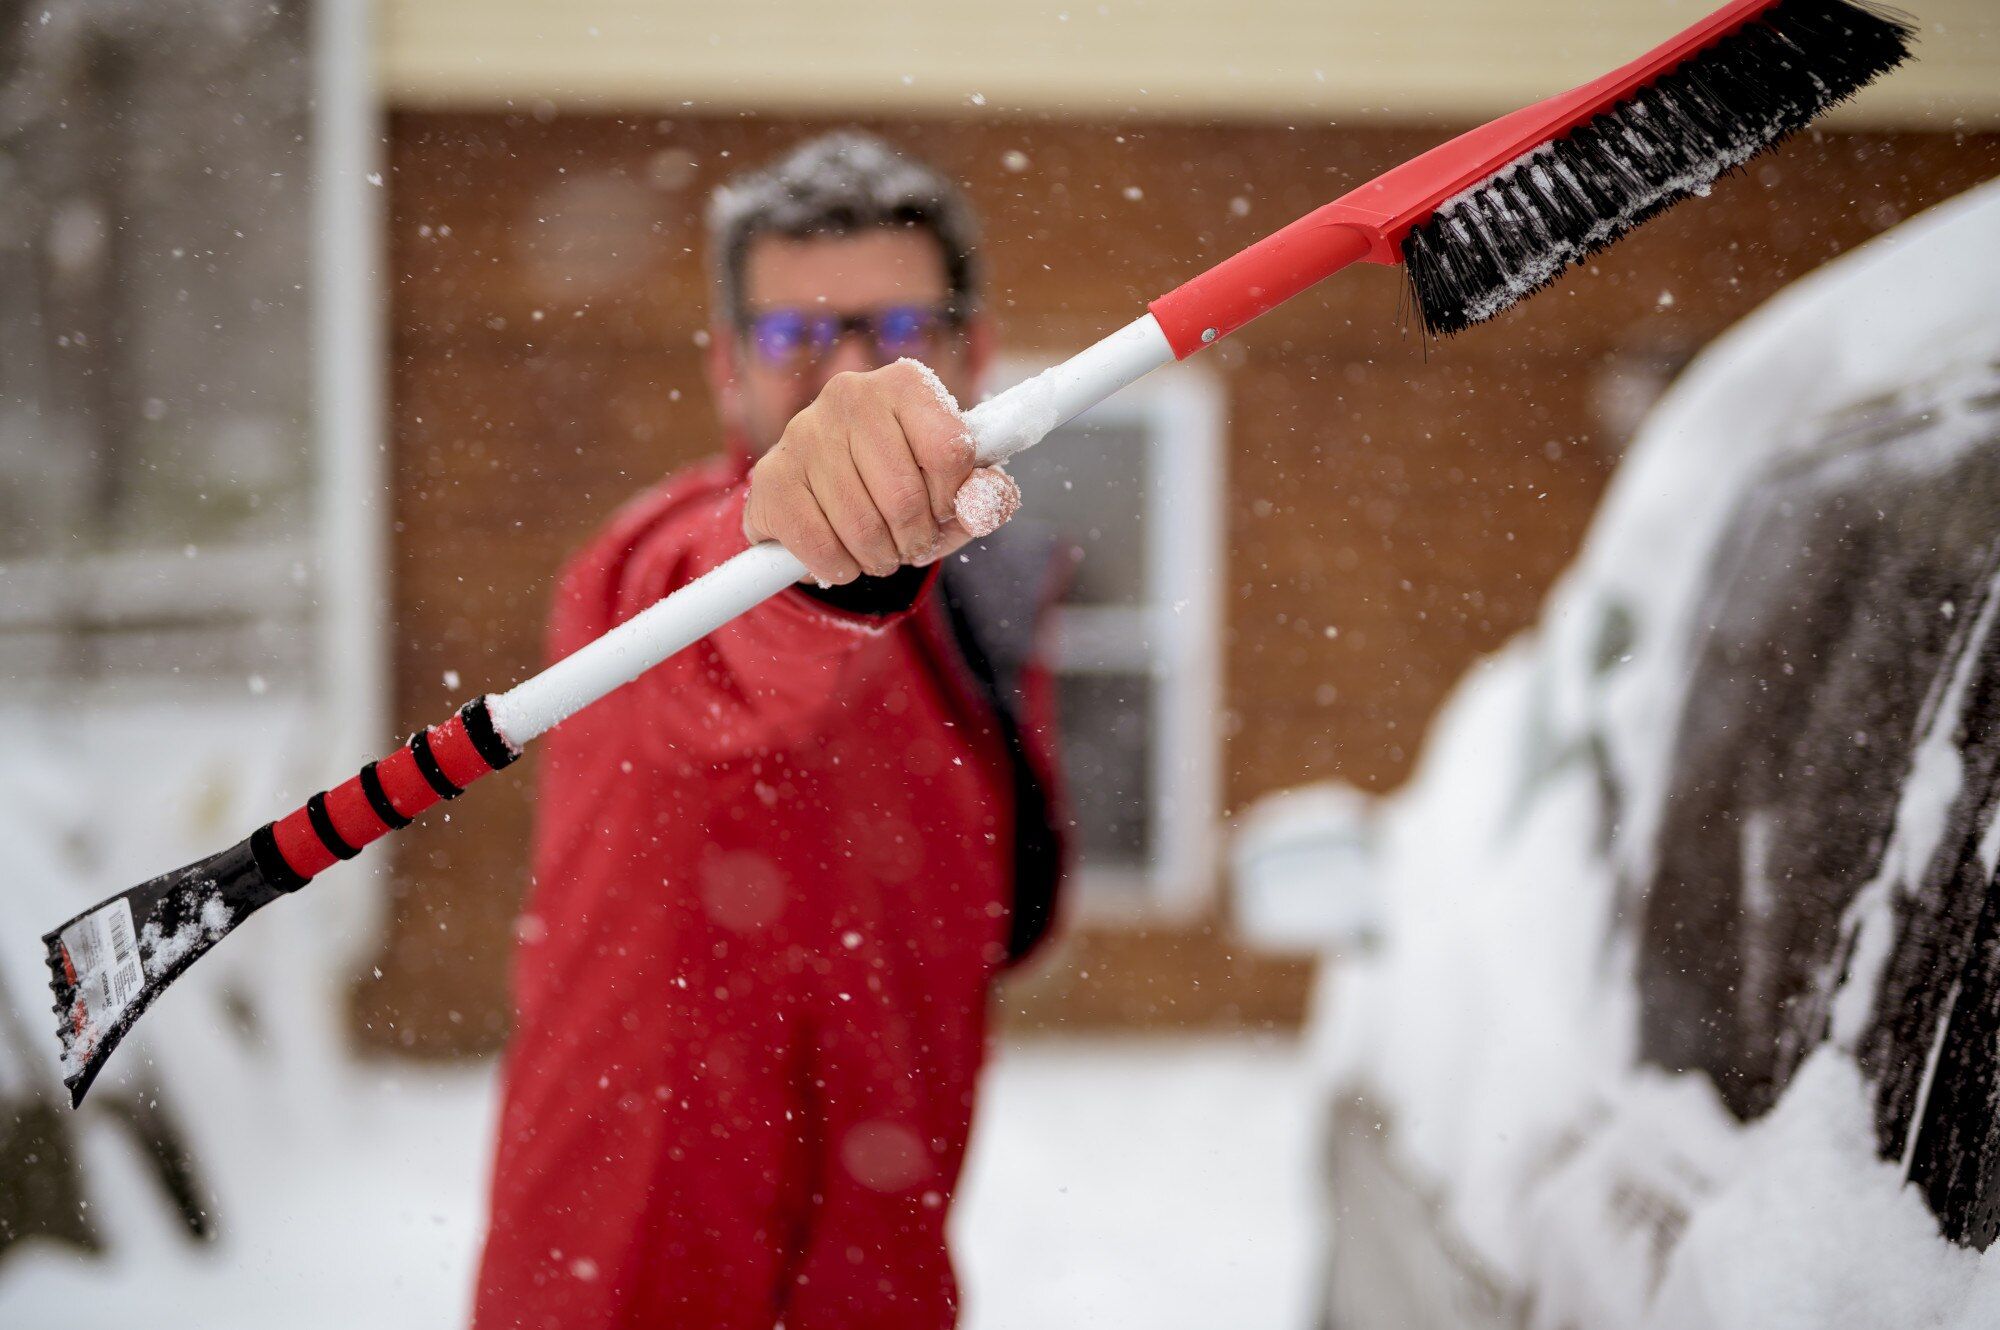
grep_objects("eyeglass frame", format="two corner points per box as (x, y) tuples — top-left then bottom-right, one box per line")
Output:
(732, 301), (969, 371)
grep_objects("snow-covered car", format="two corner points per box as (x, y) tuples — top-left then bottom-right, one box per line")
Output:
(1299, 179), (2000, 1328)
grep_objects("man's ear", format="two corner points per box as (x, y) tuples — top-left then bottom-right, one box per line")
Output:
(705, 321), (745, 433)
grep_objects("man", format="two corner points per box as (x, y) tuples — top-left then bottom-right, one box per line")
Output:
(473, 132), (1066, 1330)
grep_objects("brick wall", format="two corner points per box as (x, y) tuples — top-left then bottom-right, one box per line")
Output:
(355, 113), (2000, 1053)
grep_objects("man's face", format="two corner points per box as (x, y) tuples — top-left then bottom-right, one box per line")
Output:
(708, 228), (988, 457)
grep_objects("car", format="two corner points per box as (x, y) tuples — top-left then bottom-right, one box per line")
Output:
(1242, 178), (2000, 1328)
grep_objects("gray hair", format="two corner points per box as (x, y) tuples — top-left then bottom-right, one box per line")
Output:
(706, 130), (979, 324)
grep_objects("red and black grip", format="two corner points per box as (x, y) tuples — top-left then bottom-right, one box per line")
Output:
(249, 697), (519, 891)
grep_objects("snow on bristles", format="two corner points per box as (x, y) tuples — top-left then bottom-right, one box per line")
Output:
(1402, 0), (1915, 337)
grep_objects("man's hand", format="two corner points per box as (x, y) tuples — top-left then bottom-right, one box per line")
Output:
(742, 361), (1019, 586)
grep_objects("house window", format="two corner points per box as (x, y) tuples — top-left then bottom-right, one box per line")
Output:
(992, 359), (1225, 917)
(0, 3), (319, 695)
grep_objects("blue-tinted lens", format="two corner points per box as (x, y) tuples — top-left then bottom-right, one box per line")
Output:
(750, 310), (812, 364)
(749, 306), (949, 366)
(873, 306), (941, 355)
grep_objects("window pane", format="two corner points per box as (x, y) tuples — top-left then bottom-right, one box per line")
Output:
(1056, 670), (1153, 870)
(0, 3), (315, 687)
(1007, 418), (1150, 607)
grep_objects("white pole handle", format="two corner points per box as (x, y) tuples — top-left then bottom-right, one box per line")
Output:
(486, 314), (1175, 747)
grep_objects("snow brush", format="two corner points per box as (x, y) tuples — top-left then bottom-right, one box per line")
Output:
(43, 0), (1912, 1106)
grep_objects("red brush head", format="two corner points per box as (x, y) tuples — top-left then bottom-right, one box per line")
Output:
(1323, 0), (1785, 258)
(1148, 0), (1914, 353)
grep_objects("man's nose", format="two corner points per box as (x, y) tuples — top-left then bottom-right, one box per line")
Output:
(816, 329), (883, 382)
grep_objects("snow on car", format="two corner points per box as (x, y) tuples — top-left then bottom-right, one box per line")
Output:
(1285, 178), (2000, 1328)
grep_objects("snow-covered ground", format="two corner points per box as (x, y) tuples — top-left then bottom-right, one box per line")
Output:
(956, 1038), (1323, 1329)
(0, 1037), (1321, 1328)
(0, 694), (1321, 1323)
(0, 1065), (499, 1328)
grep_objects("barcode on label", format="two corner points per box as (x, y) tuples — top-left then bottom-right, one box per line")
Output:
(60, 899), (144, 1032)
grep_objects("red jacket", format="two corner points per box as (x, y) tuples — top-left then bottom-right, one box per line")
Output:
(473, 452), (1064, 1330)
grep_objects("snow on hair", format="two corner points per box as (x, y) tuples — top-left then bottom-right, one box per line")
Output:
(706, 130), (979, 323)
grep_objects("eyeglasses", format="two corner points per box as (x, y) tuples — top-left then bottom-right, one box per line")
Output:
(739, 304), (960, 370)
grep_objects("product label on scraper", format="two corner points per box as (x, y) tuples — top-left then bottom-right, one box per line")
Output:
(61, 899), (144, 1036)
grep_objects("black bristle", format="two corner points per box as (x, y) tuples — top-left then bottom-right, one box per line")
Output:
(1404, 0), (1916, 338)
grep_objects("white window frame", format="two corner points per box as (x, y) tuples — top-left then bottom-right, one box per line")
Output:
(313, 0), (389, 769)
(989, 356), (1225, 922)
(0, 4), (384, 737)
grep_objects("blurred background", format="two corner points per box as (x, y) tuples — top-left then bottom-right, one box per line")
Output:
(3, 2), (1997, 1326)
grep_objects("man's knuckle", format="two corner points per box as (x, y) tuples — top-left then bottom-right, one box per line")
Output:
(882, 478), (931, 527)
(823, 370), (868, 404)
(801, 527), (845, 563)
(845, 518), (897, 570)
(846, 510), (891, 548)
(754, 448), (796, 486)
(776, 500), (819, 542)
(918, 431), (975, 474)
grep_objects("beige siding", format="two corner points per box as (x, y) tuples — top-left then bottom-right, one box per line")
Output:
(380, 0), (1999, 126)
